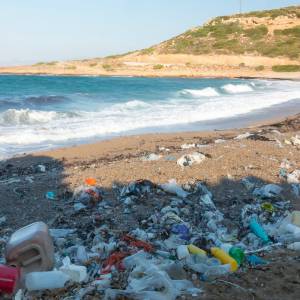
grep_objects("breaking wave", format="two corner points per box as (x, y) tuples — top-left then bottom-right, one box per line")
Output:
(180, 87), (220, 97)
(221, 84), (254, 94)
(0, 76), (299, 157)
(0, 109), (79, 125)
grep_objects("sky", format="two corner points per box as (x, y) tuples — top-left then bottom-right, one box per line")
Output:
(0, 0), (299, 66)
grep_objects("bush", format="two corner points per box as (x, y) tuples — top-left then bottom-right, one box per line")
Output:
(244, 25), (268, 40)
(153, 64), (164, 70)
(89, 63), (97, 67)
(209, 22), (243, 38)
(272, 64), (300, 72)
(274, 26), (300, 37)
(140, 48), (154, 55)
(103, 64), (113, 71)
(255, 65), (265, 71)
(65, 65), (76, 70)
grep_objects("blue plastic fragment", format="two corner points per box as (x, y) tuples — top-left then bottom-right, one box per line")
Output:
(247, 255), (268, 266)
(171, 224), (190, 241)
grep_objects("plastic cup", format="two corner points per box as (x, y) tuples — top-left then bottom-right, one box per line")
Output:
(0, 264), (20, 295)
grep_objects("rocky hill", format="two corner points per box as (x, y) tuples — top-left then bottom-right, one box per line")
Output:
(1, 5), (300, 78)
(140, 6), (300, 59)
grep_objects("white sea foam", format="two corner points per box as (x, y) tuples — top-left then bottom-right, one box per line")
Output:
(180, 87), (219, 97)
(0, 79), (299, 157)
(222, 84), (253, 94)
(0, 109), (78, 125)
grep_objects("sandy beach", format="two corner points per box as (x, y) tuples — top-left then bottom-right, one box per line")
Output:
(1, 54), (300, 80)
(1, 112), (300, 299)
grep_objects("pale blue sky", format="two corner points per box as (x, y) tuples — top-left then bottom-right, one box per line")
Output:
(0, 0), (299, 66)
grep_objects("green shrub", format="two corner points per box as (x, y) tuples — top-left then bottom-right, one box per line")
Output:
(189, 27), (211, 38)
(244, 25), (268, 40)
(89, 63), (97, 67)
(65, 65), (76, 70)
(272, 64), (300, 72)
(153, 64), (164, 70)
(213, 39), (244, 54)
(140, 47), (155, 55)
(35, 61), (57, 66)
(174, 39), (193, 52)
(46, 61), (58, 66)
(255, 65), (265, 71)
(209, 22), (243, 38)
(274, 26), (300, 37)
(103, 64), (113, 71)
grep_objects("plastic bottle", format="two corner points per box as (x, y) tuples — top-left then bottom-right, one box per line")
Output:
(229, 247), (245, 266)
(187, 244), (207, 256)
(210, 247), (238, 272)
(5, 222), (54, 273)
(0, 264), (21, 295)
(249, 218), (270, 243)
(59, 257), (87, 282)
(285, 223), (300, 235)
(176, 245), (190, 260)
(246, 255), (267, 266)
(201, 264), (231, 281)
(287, 242), (300, 250)
(76, 245), (88, 264)
(219, 243), (245, 266)
(292, 211), (300, 227)
(25, 271), (70, 291)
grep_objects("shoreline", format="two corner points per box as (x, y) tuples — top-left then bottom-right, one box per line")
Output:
(28, 110), (300, 164)
(3, 98), (300, 160)
(0, 71), (300, 81)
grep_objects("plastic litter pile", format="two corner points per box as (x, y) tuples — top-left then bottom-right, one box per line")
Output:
(0, 176), (300, 300)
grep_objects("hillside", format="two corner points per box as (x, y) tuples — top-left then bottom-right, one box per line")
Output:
(140, 6), (300, 59)
(1, 5), (300, 78)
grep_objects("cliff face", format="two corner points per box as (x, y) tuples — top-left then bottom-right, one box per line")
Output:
(1, 6), (300, 78)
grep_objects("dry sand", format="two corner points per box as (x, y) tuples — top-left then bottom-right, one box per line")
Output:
(1, 54), (300, 80)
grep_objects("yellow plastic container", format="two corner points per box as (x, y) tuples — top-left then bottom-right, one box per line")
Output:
(187, 244), (207, 256)
(210, 247), (238, 272)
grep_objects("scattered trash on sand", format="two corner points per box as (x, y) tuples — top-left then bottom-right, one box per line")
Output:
(1, 173), (300, 299)
(141, 153), (162, 161)
(177, 152), (206, 167)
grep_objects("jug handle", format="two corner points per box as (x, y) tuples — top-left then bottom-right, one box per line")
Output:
(19, 245), (43, 267)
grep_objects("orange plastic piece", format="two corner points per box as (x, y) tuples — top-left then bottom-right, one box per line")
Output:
(122, 235), (154, 252)
(101, 251), (129, 274)
(85, 178), (97, 186)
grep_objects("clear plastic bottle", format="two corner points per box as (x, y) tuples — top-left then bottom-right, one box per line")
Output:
(202, 264), (231, 281)
(25, 271), (69, 291)
(287, 242), (300, 250)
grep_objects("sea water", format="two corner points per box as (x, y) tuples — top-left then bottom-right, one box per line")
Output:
(0, 75), (299, 158)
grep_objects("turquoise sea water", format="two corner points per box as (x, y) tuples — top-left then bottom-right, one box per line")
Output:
(0, 75), (299, 157)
